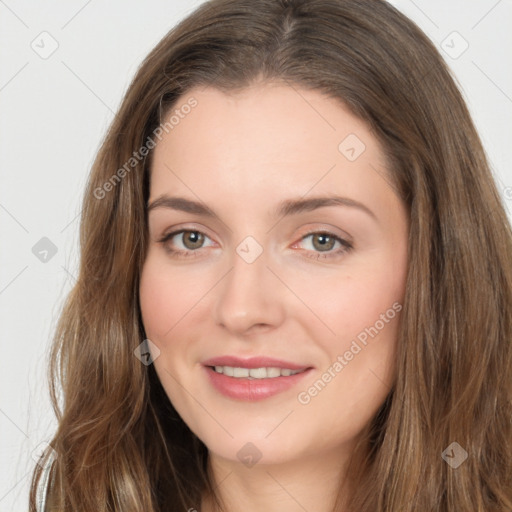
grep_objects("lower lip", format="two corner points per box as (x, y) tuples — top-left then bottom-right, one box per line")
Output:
(204, 366), (313, 401)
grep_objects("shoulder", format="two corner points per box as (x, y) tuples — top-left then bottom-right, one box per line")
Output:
(35, 450), (56, 512)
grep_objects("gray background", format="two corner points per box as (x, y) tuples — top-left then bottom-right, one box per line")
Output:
(1, 0), (511, 509)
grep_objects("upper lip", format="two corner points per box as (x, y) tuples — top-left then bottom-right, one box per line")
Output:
(202, 356), (312, 371)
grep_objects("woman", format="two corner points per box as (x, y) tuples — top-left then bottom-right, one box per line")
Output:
(30, 0), (512, 510)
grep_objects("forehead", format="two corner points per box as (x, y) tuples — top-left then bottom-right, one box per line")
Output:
(149, 84), (394, 212)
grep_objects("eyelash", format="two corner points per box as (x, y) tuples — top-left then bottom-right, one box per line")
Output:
(157, 229), (353, 261)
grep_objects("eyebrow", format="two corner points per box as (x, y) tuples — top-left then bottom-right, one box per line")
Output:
(146, 194), (377, 221)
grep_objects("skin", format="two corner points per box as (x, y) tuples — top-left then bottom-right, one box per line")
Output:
(139, 83), (409, 512)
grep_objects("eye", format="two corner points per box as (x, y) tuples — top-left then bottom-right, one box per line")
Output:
(293, 231), (353, 260)
(158, 229), (215, 258)
(157, 228), (353, 261)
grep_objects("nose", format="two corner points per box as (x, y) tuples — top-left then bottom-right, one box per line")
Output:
(212, 243), (286, 336)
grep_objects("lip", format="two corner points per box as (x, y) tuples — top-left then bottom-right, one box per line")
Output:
(202, 356), (314, 401)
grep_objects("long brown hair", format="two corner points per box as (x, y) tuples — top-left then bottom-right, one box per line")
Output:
(29, 0), (512, 510)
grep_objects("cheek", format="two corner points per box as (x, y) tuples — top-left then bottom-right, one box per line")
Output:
(295, 294), (402, 446)
(139, 254), (208, 340)
(139, 262), (173, 340)
(288, 253), (407, 348)
(293, 247), (406, 413)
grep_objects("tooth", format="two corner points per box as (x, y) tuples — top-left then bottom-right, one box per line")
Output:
(213, 365), (305, 378)
(223, 366), (234, 377)
(233, 367), (250, 378)
(267, 367), (281, 378)
(249, 367), (267, 379)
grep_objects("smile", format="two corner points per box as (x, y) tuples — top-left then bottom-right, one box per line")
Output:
(211, 366), (306, 379)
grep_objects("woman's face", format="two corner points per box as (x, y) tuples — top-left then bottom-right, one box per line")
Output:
(139, 83), (408, 467)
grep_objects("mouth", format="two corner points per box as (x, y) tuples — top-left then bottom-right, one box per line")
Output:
(203, 362), (314, 401)
(208, 365), (308, 379)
